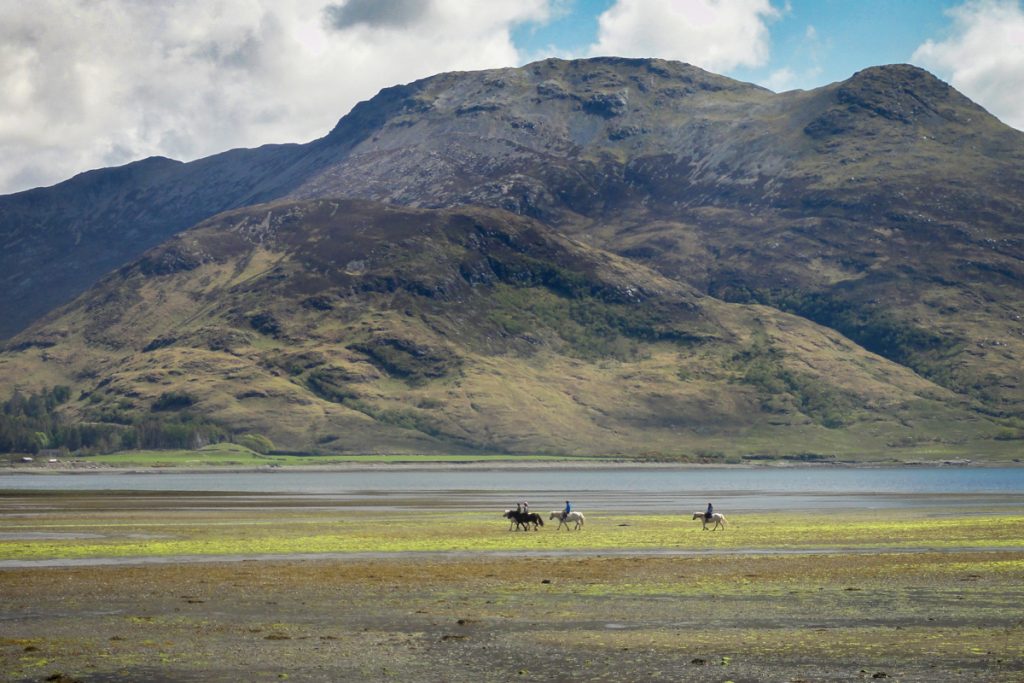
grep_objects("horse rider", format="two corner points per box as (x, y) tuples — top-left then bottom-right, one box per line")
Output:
(522, 501), (529, 513)
(705, 502), (713, 521)
(563, 500), (572, 520)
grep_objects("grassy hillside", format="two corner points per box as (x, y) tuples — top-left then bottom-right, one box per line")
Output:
(1, 199), (1013, 460)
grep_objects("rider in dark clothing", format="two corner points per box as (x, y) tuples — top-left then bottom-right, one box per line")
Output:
(563, 500), (571, 519)
(705, 502), (713, 521)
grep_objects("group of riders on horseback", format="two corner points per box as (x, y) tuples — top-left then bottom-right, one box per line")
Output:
(504, 502), (543, 530)
(505, 500), (583, 531)
(505, 501), (724, 531)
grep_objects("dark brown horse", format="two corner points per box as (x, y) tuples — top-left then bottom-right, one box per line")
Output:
(504, 509), (544, 531)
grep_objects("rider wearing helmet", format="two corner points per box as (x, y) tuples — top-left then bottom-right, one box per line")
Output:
(563, 500), (572, 519)
(705, 502), (713, 521)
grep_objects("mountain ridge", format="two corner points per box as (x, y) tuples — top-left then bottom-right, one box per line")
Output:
(2, 57), (1022, 458)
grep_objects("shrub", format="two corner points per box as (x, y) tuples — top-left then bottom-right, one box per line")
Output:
(236, 433), (275, 454)
(151, 391), (195, 412)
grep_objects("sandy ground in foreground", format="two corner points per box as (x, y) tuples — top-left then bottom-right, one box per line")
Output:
(3, 551), (1024, 681)
(2, 490), (1023, 682)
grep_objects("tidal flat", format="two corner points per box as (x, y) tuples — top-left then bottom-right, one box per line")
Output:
(1, 492), (1022, 681)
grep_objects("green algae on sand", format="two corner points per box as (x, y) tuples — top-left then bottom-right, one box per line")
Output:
(2, 507), (1022, 561)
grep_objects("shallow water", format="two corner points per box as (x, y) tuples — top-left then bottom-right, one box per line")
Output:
(2, 467), (1023, 512)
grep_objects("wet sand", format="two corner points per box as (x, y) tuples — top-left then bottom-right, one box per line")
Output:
(2, 491), (1023, 681)
(4, 552), (1024, 682)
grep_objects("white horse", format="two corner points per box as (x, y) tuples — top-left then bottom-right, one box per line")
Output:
(693, 512), (727, 530)
(550, 510), (585, 530)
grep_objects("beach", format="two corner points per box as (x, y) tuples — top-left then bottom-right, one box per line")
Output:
(2, 485), (1023, 681)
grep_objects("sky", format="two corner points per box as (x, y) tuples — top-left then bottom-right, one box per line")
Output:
(1, 0), (1022, 195)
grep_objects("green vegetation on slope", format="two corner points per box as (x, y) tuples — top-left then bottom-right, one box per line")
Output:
(0, 385), (235, 456)
(0, 200), (1016, 459)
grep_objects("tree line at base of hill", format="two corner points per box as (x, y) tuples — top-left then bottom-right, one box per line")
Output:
(0, 386), (230, 455)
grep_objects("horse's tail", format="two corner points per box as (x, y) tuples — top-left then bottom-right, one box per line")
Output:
(538, 515), (544, 526)
(719, 514), (727, 527)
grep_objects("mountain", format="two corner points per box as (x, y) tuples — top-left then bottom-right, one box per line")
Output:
(1, 57), (1022, 459)
(0, 198), (997, 457)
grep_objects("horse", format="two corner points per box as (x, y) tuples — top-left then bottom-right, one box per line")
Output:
(503, 509), (521, 531)
(693, 512), (727, 531)
(549, 510), (585, 530)
(504, 509), (544, 531)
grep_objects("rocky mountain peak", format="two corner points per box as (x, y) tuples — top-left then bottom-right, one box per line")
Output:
(835, 63), (985, 126)
(322, 56), (766, 147)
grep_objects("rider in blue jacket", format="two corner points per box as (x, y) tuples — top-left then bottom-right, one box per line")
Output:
(705, 502), (713, 521)
(563, 500), (572, 518)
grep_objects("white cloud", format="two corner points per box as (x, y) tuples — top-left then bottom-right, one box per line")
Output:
(758, 22), (823, 93)
(0, 0), (552, 194)
(763, 67), (797, 92)
(760, 63), (823, 93)
(912, 0), (1024, 130)
(587, 0), (780, 72)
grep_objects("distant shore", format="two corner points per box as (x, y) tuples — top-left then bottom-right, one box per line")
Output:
(1, 457), (1011, 476)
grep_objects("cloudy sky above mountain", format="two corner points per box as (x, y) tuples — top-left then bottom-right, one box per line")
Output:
(1, 0), (1022, 195)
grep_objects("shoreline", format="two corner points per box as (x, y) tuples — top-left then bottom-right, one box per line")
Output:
(0, 458), (1009, 476)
